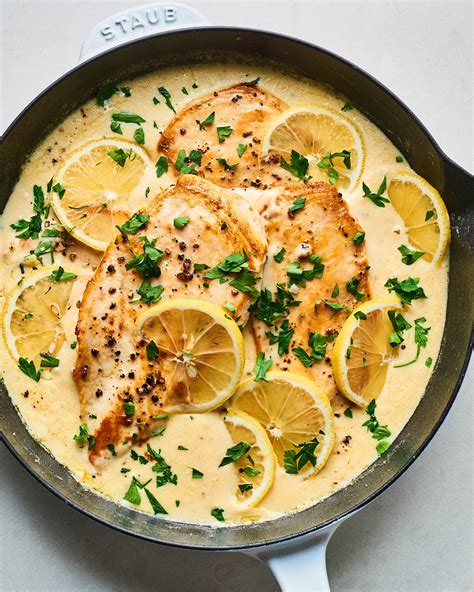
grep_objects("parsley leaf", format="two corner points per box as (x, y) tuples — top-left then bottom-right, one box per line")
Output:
(217, 126), (233, 143)
(10, 215), (42, 239)
(217, 158), (238, 171)
(237, 143), (247, 157)
(284, 439), (319, 474)
(47, 266), (77, 282)
(155, 156), (169, 178)
(219, 441), (251, 467)
(123, 477), (142, 505)
(175, 149), (202, 175)
(249, 284), (300, 326)
(331, 284), (340, 298)
(123, 402), (135, 416)
(394, 317), (431, 368)
(292, 347), (314, 367)
(425, 210), (435, 221)
(137, 280), (164, 304)
(384, 277), (427, 305)
(108, 148), (134, 167)
(286, 254), (324, 287)
(134, 127), (145, 145)
(352, 231), (365, 245)
(211, 507), (225, 522)
(158, 86), (176, 113)
(398, 244), (425, 265)
(196, 111), (215, 130)
(111, 112), (145, 125)
(253, 352), (273, 382)
(317, 150), (351, 185)
(280, 150), (310, 180)
(265, 319), (294, 355)
(239, 483), (253, 493)
(39, 353), (60, 368)
(344, 408), (353, 418)
(341, 102), (353, 112)
(288, 197), (306, 215)
(246, 76), (260, 86)
(126, 236), (164, 278)
(273, 248), (286, 263)
(346, 276), (365, 301)
(18, 357), (42, 382)
(388, 310), (412, 347)
(144, 488), (168, 514)
(73, 423), (96, 449)
(191, 468), (204, 479)
(173, 216), (190, 229)
(147, 443), (177, 487)
(117, 212), (150, 237)
(362, 399), (391, 455)
(362, 177), (389, 207)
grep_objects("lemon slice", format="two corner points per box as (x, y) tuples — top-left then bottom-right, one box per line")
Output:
(230, 371), (335, 478)
(388, 171), (450, 263)
(261, 105), (365, 191)
(2, 266), (76, 364)
(221, 410), (276, 507)
(135, 298), (245, 413)
(331, 299), (402, 406)
(52, 138), (151, 251)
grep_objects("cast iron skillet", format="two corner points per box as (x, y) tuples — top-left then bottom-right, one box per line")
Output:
(1, 17), (473, 591)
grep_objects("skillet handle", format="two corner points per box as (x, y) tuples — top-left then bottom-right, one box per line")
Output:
(79, 3), (210, 62)
(250, 526), (337, 591)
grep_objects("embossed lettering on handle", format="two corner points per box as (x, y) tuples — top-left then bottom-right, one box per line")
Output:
(80, 3), (209, 62)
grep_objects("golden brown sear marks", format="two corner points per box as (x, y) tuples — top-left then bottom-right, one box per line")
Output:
(74, 175), (267, 465)
(252, 181), (370, 400)
(157, 83), (287, 189)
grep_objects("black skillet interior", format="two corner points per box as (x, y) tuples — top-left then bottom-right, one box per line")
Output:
(1, 28), (473, 550)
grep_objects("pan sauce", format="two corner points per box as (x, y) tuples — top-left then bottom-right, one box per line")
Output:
(0, 63), (448, 525)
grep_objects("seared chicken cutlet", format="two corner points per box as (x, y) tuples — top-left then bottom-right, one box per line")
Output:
(158, 83), (287, 189)
(251, 181), (370, 401)
(74, 175), (267, 465)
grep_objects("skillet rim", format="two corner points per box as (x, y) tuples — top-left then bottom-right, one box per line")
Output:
(0, 26), (473, 551)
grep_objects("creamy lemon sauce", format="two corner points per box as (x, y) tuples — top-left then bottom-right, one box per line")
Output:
(0, 62), (448, 525)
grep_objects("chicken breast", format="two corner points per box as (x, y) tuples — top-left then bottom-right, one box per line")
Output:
(251, 181), (370, 401)
(157, 82), (287, 190)
(74, 175), (267, 464)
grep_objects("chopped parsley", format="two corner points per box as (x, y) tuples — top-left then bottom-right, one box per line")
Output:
(123, 476), (150, 505)
(196, 111), (215, 130)
(217, 125), (233, 143)
(155, 156), (169, 178)
(107, 148), (134, 167)
(353, 310), (367, 320)
(396, 155), (404, 163)
(173, 216), (190, 229)
(137, 280), (164, 304)
(96, 84), (131, 106)
(178, 445), (188, 451)
(249, 284), (300, 326)
(388, 310), (411, 347)
(286, 255), (324, 287)
(273, 248), (286, 263)
(246, 76), (260, 86)
(346, 276), (365, 301)
(362, 177), (389, 207)
(18, 357), (42, 382)
(107, 444), (117, 456)
(52, 182), (66, 200)
(317, 150), (351, 185)
(280, 150), (310, 180)
(331, 284), (340, 298)
(123, 402), (135, 416)
(284, 439), (319, 474)
(147, 443), (177, 487)
(425, 210), (435, 221)
(73, 424), (96, 449)
(292, 332), (336, 367)
(425, 357), (433, 368)
(288, 197), (306, 215)
(341, 102), (353, 112)
(144, 488), (168, 514)
(211, 508), (225, 522)
(111, 112), (145, 125)
(70, 341), (77, 350)
(191, 468), (204, 479)
(398, 244), (425, 265)
(265, 319), (294, 355)
(47, 266), (77, 282)
(110, 120), (122, 134)
(126, 236), (164, 278)
(394, 317), (431, 368)
(158, 86), (176, 112)
(204, 252), (259, 298)
(39, 352), (59, 368)
(253, 351), (273, 382)
(217, 158), (238, 171)
(239, 483), (253, 493)
(363, 399), (391, 455)
(181, 86), (188, 95)
(117, 212), (150, 237)
(133, 127), (145, 145)
(344, 408), (353, 418)
(175, 149), (202, 174)
(241, 466), (260, 477)
(352, 231), (365, 245)
(237, 143), (247, 157)
(11, 184), (49, 239)
(219, 441), (251, 467)
(384, 277), (427, 305)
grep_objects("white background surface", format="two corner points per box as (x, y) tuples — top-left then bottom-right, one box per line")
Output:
(0, 1), (472, 591)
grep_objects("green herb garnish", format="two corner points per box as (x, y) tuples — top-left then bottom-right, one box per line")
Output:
(18, 357), (42, 382)
(253, 351), (273, 382)
(398, 244), (425, 265)
(196, 111), (215, 130)
(219, 441), (251, 467)
(362, 177), (389, 207)
(284, 439), (319, 474)
(73, 423), (96, 449)
(280, 150), (310, 180)
(158, 87), (176, 113)
(384, 277), (427, 305)
(173, 216), (190, 229)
